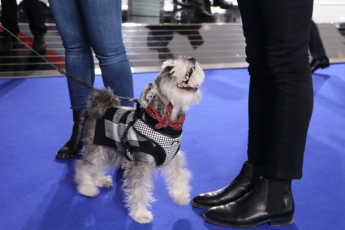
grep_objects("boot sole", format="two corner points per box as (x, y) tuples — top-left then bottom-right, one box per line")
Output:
(56, 150), (82, 159)
(56, 153), (80, 159)
(191, 201), (212, 210)
(203, 214), (294, 228)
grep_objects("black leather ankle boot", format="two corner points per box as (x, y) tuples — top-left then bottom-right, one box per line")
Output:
(203, 179), (294, 228)
(310, 56), (330, 73)
(192, 162), (266, 209)
(56, 109), (88, 159)
(213, 0), (233, 9)
(0, 33), (19, 53)
(194, 9), (215, 22)
(33, 34), (46, 54)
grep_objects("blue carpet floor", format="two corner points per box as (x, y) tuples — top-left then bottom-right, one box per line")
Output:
(0, 64), (344, 230)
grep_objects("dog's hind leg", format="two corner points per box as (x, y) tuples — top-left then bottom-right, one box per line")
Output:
(122, 153), (156, 224)
(161, 150), (192, 205)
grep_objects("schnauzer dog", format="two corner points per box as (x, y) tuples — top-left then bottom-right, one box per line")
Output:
(74, 56), (205, 224)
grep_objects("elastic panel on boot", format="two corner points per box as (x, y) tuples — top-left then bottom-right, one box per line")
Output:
(266, 181), (286, 214)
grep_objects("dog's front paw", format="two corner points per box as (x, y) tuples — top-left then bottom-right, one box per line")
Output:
(77, 183), (100, 197)
(171, 191), (190, 205)
(130, 210), (153, 224)
(96, 175), (113, 187)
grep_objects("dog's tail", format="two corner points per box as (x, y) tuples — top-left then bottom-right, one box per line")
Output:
(87, 87), (120, 119)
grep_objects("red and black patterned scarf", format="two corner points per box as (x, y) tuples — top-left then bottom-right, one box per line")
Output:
(145, 102), (185, 131)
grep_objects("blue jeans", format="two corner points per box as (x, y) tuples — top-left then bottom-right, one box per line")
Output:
(49, 0), (134, 109)
(237, 0), (314, 179)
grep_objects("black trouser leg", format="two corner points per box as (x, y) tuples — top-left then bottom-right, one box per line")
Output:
(23, 0), (47, 36)
(238, 0), (314, 180)
(1, 0), (20, 35)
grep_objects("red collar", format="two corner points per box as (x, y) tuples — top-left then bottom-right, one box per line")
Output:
(145, 102), (185, 131)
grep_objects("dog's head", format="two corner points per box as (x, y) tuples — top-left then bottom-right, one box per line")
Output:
(140, 56), (205, 114)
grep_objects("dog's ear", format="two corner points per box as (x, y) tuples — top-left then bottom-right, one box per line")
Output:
(140, 83), (154, 107)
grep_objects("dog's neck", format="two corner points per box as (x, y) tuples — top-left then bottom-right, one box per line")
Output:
(148, 94), (184, 121)
(145, 99), (185, 131)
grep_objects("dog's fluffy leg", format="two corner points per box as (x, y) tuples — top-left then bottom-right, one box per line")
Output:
(93, 149), (124, 188)
(93, 154), (123, 188)
(161, 150), (192, 205)
(122, 153), (156, 224)
(75, 158), (100, 197)
(74, 145), (117, 196)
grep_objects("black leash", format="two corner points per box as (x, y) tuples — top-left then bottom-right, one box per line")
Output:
(2, 27), (143, 107)
(57, 67), (143, 108)
(3, 27), (142, 109)
(57, 68), (101, 93)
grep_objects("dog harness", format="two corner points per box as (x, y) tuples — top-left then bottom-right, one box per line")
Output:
(93, 104), (184, 167)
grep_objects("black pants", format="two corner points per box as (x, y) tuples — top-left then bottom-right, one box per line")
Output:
(237, 0), (314, 179)
(309, 20), (327, 59)
(1, 0), (47, 36)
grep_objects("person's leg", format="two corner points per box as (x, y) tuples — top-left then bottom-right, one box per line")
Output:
(242, 0), (314, 179)
(23, 0), (47, 53)
(262, 0), (314, 180)
(213, 0), (232, 9)
(203, 0), (314, 227)
(193, 0), (215, 22)
(23, 0), (47, 36)
(0, 0), (19, 52)
(49, 0), (95, 158)
(78, 0), (134, 107)
(241, 0), (272, 167)
(0, 0), (20, 35)
(192, 0), (267, 209)
(49, 0), (94, 110)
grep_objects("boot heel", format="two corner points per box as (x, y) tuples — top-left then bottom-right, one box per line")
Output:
(270, 216), (294, 226)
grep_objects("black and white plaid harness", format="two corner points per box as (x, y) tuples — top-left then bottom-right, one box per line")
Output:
(93, 106), (183, 167)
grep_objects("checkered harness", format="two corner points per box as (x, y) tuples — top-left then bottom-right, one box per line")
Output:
(93, 106), (183, 167)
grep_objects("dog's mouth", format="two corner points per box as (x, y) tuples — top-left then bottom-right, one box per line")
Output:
(177, 61), (199, 90)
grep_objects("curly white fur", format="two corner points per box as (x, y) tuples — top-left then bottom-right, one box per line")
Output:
(74, 56), (205, 224)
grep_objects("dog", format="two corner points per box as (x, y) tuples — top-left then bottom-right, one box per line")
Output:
(74, 56), (205, 224)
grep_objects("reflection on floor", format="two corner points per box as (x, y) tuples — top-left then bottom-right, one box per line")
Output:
(0, 0), (345, 78)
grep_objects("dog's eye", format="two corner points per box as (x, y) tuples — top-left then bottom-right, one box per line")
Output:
(165, 66), (173, 72)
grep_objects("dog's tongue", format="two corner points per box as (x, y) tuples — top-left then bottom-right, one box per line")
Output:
(177, 83), (199, 89)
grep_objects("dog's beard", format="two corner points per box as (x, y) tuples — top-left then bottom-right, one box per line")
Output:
(160, 57), (204, 111)
(169, 86), (202, 112)
(162, 56), (204, 89)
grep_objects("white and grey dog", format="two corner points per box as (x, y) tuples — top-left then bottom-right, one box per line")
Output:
(74, 56), (205, 224)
